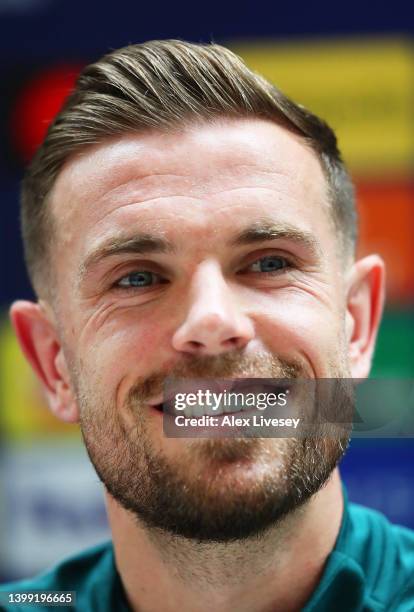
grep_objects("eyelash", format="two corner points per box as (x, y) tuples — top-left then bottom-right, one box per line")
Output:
(244, 255), (292, 275)
(113, 255), (293, 291)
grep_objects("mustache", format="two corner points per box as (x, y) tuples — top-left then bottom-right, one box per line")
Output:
(127, 350), (304, 405)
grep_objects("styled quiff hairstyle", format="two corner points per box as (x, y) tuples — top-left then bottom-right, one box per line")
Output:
(22, 39), (357, 298)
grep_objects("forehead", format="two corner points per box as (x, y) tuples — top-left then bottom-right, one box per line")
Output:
(49, 118), (332, 264)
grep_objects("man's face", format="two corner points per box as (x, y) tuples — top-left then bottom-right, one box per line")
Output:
(49, 118), (351, 541)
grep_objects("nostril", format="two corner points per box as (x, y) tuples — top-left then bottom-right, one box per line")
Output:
(223, 337), (240, 347)
(187, 340), (203, 349)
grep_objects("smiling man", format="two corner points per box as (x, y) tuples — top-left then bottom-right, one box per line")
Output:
(1, 40), (414, 612)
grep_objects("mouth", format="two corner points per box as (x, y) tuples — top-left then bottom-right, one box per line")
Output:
(148, 380), (292, 418)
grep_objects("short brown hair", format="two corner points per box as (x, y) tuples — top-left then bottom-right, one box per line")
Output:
(21, 39), (357, 298)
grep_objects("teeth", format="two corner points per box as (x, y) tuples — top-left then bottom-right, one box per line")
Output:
(160, 388), (289, 417)
(214, 402), (224, 416)
(192, 403), (204, 418)
(205, 403), (218, 416)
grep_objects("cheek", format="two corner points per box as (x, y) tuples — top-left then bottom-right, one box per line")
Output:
(252, 293), (345, 376)
(80, 312), (169, 392)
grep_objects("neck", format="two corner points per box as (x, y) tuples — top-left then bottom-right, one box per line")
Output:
(106, 468), (343, 612)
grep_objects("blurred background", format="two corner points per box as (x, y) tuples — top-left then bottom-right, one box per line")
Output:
(0, 0), (413, 581)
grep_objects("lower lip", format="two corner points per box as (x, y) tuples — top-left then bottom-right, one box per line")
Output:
(148, 404), (268, 437)
(149, 404), (258, 417)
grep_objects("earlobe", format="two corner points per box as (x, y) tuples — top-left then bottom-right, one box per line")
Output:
(9, 300), (80, 423)
(346, 255), (385, 378)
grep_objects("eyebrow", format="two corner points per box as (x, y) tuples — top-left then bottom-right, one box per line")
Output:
(79, 234), (176, 284)
(79, 220), (320, 285)
(229, 221), (320, 256)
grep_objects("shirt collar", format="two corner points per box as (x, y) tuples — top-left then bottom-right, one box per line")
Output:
(302, 483), (367, 611)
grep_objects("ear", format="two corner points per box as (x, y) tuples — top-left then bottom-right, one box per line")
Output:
(345, 255), (386, 378)
(9, 300), (80, 423)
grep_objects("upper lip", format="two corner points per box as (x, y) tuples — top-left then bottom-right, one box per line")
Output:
(147, 393), (167, 407)
(147, 381), (232, 407)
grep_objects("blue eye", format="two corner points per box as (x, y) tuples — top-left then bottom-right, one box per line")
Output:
(117, 271), (161, 288)
(248, 256), (288, 273)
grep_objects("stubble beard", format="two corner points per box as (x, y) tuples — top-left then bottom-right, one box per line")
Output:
(77, 350), (352, 543)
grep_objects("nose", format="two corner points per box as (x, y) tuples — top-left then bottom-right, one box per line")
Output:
(172, 259), (255, 356)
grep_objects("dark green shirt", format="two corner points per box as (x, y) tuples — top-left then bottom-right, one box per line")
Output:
(1, 489), (414, 611)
